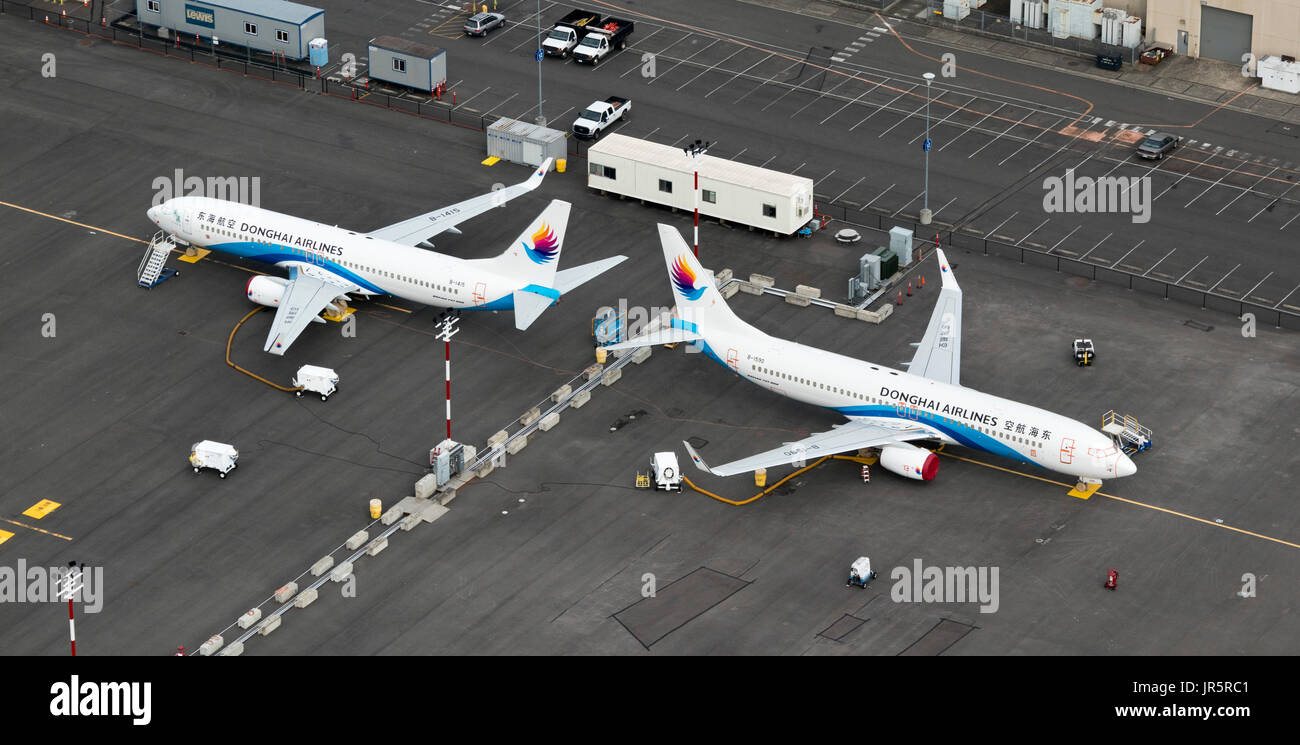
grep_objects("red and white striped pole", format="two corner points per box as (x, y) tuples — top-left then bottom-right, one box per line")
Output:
(435, 311), (460, 440)
(693, 167), (699, 258)
(68, 595), (76, 657)
(60, 563), (82, 657)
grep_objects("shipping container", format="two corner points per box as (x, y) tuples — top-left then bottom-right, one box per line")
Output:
(486, 118), (567, 169)
(135, 0), (324, 61)
(368, 36), (446, 93)
(586, 133), (814, 236)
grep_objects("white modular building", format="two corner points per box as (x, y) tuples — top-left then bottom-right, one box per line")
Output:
(135, 0), (325, 61)
(585, 134), (814, 236)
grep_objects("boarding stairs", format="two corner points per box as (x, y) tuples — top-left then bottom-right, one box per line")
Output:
(1101, 410), (1152, 454)
(138, 231), (179, 288)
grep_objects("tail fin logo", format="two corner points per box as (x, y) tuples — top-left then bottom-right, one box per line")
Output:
(524, 222), (559, 264)
(671, 255), (706, 301)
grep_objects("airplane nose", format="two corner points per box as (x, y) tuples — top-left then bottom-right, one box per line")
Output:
(1117, 454), (1137, 477)
(147, 205), (160, 224)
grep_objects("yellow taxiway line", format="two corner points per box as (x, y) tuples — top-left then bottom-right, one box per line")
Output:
(2, 518), (73, 542)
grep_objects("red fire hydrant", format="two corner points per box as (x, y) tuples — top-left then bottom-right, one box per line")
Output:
(1104, 569), (1118, 590)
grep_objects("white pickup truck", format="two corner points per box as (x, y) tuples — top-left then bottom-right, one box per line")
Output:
(572, 96), (630, 138)
(572, 18), (633, 64)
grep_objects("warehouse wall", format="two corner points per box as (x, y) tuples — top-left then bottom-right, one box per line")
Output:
(1147, 0), (1300, 60)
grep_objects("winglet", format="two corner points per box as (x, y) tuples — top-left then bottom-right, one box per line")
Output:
(934, 248), (959, 290)
(530, 158), (555, 186)
(682, 440), (715, 475)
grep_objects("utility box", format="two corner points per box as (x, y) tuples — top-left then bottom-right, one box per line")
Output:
(873, 246), (899, 281)
(486, 118), (567, 170)
(430, 439), (464, 483)
(368, 35), (446, 93)
(1259, 56), (1300, 94)
(889, 226), (913, 267)
(587, 133), (815, 235)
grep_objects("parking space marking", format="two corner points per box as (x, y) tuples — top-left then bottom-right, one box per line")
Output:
(790, 161), (806, 174)
(1111, 239), (1146, 268)
(850, 83), (918, 131)
(1275, 283), (1300, 308)
(831, 176), (867, 203)
(622, 30), (691, 78)
(878, 90), (941, 138)
(1143, 248), (1178, 276)
(818, 79), (884, 125)
(815, 169), (838, 186)
(673, 45), (748, 91)
(791, 75), (855, 118)
(1241, 272), (1273, 299)
(1174, 256), (1208, 284)
(704, 53), (773, 97)
(759, 154), (778, 168)
(732, 61), (801, 103)
(1016, 219), (1050, 246)
(1279, 210), (1300, 231)
(1207, 264), (1241, 292)
(452, 86), (491, 110)
(983, 210), (1019, 237)
(907, 93), (968, 144)
(1079, 232), (1112, 260)
(481, 92), (518, 117)
(1048, 225), (1081, 253)
(930, 195), (958, 218)
(981, 111), (1037, 162)
(1217, 166), (1280, 216)
(863, 183), (894, 208)
(890, 190), (924, 217)
(939, 102), (1004, 151)
(1183, 159), (1241, 209)
(646, 38), (720, 84)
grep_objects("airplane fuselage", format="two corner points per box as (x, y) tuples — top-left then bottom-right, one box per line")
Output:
(693, 321), (1133, 482)
(148, 196), (527, 311)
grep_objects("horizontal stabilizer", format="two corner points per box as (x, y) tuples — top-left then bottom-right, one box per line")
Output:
(553, 255), (628, 296)
(602, 327), (703, 351)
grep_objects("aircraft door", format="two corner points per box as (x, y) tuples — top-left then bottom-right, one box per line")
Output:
(473, 282), (487, 307)
(1059, 437), (1075, 464)
(726, 348), (739, 372)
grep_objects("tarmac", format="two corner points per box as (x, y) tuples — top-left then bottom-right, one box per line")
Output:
(0, 6), (1297, 655)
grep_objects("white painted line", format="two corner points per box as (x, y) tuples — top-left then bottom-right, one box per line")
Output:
(790, 162), (806, 174)
(831, 176), (867, 203)
(791, 76), (854, 118)
(891, 190), (925, 217)
(1217, 166), (1279, 216)
(1105, 120), (1116, 127)
(862, 183), (895, 209)
(988, 111), (1045, 164)
(759, 154), (778, 168)
(1207, 263), (1240, 292)
(1015, 218), (1050, 246)
(815, 169), (838, 186)
(872, 26), (887, 32)
(646, 38), (720, 85)
(1274, 283), (1300, 308)
(670, 133), (692, 147)
(1183, 160), (1240, 209)
(984, 210), (1019, 237)
(704, 53), (774, 98)
(907, 92), (967, 145)
(481, 92), (518, 117)
(1111, 239), (1146, 268)
(1174, 256), (1208, 284)
(1279, 209), (1300, 231)
(1142, 247), (1178, 277)
(831, 56), (848, 62)
(452, 86), (490, 110)
(819, 79), (885, 125)
(731, 147), (748, 161)
(1241, 271), (1273, 299)
(733, 60), (801, 104)
(1048, 225), (1081, 253)
(878, 90), (942, 138)
(1079, 232), (1112, 260)
(675, 45), (747, 91)
(930, 195), (958, 218)
(849, 83), (918, 131)
(939, 101), (1005, 151)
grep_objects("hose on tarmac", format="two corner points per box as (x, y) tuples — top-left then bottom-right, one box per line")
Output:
(226, 307), (304, 393)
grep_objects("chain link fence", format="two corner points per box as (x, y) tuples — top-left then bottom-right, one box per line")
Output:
(921, 0), (1145, 64)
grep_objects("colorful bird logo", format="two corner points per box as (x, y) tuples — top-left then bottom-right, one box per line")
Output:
(524, 223), (559, 264)
(671, 255), (705, 301)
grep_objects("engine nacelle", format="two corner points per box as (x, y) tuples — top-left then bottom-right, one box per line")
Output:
(880, 443), (939, 481)
(246, 275), (289, 307)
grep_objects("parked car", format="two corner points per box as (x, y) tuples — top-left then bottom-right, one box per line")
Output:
(1136, 132), (1180, 160)
(572, 96), (630, 138)
(464, 12), (506, 37)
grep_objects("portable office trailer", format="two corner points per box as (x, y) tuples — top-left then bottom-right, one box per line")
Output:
(586, 134), (814, 235)
(368, 36), (447, 93)
(135, 0), (325, 61)
(486, 118), (566, 169)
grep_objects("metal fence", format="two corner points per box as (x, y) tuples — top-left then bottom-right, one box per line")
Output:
(922, 0), (1145, 64)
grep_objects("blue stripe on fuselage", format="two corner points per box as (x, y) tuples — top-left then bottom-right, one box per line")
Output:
(211, 241), (386, 294)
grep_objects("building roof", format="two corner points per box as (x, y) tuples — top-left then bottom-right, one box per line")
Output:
(194, 0), (323, 24)
(369, 35), (445, 60)
(588, 133), (813, 197)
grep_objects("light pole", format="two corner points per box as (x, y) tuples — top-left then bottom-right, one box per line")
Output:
(920, 72), (935, 225)
(534, 0), (545, 126)
(435, 310), (460, 439)
(683, 139), (711, 258)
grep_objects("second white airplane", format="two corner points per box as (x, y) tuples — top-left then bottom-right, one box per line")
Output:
(606, 225), (1137, 486)
(147, 159), (627, 355)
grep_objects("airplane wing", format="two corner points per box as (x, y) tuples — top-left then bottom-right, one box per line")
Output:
(682, 420), (932, 477)
(905, 248), (962, 385)
(366, 158), (553, 247)
(263, 265), (354, 355)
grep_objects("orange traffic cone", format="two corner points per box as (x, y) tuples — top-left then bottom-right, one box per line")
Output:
(907, 281), (912, 297)
(897, 291), (903, 306)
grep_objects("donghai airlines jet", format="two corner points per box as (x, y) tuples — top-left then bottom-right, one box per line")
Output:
(147, 159), (626, 355)
(606, 225), (1137, 486)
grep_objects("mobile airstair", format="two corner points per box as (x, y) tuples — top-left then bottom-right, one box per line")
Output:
(1101, 410), (1152, 454)
(138, 231), (179, 288)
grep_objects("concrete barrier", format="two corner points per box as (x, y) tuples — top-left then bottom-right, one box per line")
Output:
(602, 367), (622, 386)
(874, 304), (893, 321)
(367, 537), (389, 556)
(721, 282), (739, 299)
(219, 641), (244, 657)
(401, 513), (422, 531)
(834, 304), (857, 319)
(310, 556), (334, 577)
(749, 273), (774, 288)
(538, 412), (560, 431)
(294, 588), (318, 609)
(738, 281), (761, 295)
(346, 530), (369, 550)
(258, 615), (281, 636)
(415, 473), (438, 499)
(506, 435), (528, 455)
(714, 267), (733, 284)
(795, 284), (821, 298)
(381, 507), (402, 526)
(520, 407), (541, 426)
(551, 384), (572, 403)
(237, 607), (262, 630)
(487, 430), (509, 449)
(199, 635), (224, 656)
(583, 364), (604, 381)
(630, 346), (652, 364)
(461, 444), (476, 466)
(330, 561), (354, 582)
(476, 460), (496, 478)
(274, 582), (298, 604)
(570, 389), (591, 408)
(785, 293), (811, 307)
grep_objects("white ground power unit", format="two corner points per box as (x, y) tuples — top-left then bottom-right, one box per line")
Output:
(294, 365), (339, 401)
(190, 440), (238, 478)
(652, 451), (682, 491)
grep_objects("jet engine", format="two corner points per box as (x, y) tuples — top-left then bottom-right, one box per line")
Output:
(879, 442), (939, 481)
(246, 275), (288, 307)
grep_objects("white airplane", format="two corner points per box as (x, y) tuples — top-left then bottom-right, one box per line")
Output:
(146, 159), (627, 355)
(605, 225), (1137, 486)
